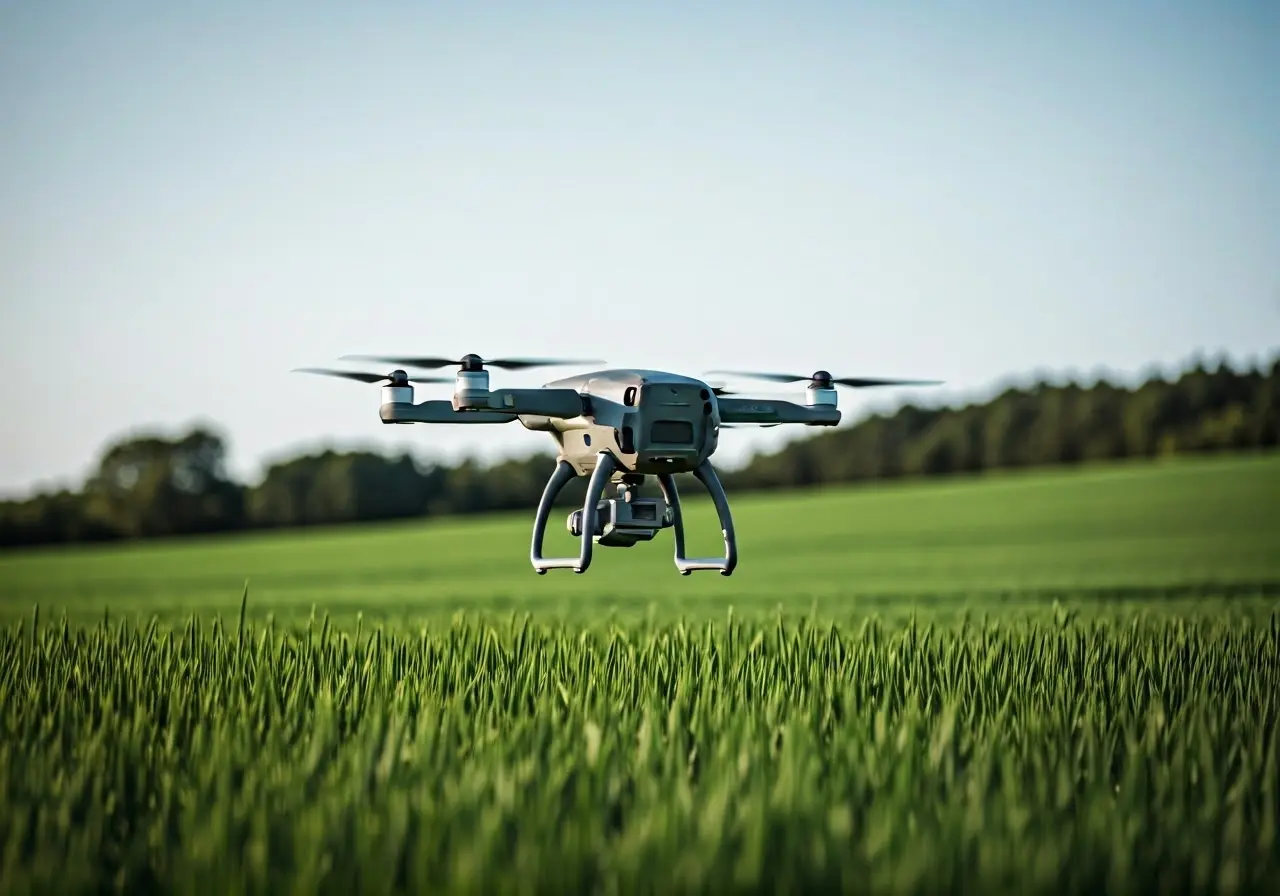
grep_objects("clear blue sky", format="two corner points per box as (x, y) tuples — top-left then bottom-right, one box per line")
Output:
(2, 1), (1277, 499)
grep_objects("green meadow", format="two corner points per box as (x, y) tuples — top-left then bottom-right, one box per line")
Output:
(2, 453), (1277, 625)
(1, 453), (1278, 892)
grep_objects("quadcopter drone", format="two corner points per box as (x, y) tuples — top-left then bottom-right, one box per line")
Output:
(295, 354), (941, 576)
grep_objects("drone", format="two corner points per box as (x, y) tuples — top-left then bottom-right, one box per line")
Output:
(294, 354), (941, 576)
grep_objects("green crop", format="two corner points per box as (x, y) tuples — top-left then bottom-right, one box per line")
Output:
(3, 604), (1278, 893)
(1, 454), (1278, 892)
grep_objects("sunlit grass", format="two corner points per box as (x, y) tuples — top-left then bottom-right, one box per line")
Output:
(1, 454), (1278, 892)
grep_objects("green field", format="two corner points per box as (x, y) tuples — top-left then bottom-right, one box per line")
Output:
(2, 454), (1279, 892)
(3, 453), (1278, 625)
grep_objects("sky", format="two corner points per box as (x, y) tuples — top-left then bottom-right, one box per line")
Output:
(1, 0), (1277, 499)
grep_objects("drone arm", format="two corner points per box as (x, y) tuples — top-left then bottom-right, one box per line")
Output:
(378, 391), (584, 424)
(464, 388), (586, 419)
(379, 400), (515, 424)
(716, 397), (840, 427)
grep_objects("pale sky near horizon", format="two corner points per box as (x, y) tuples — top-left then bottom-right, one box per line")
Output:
(2, 1), (1277, 499)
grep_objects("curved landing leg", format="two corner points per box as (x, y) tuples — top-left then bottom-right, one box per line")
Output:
(656, 458), (738, 576)
(530, 452), (620, 574)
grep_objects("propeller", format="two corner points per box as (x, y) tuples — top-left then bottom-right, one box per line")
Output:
(339, 352), (606, 372)
(705, 369), (943, 389)
(292, 367), (452, 385)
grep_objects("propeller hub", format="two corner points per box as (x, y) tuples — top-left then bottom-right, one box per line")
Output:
(460, 353), (485, 372)
(811, 370), (834, 389)
(389, 369), (410, 386)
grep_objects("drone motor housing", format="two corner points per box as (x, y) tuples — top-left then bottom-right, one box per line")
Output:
(804, 384), (838, 406)
(381, 383), (415, 420)
(453, 369), (490, 410)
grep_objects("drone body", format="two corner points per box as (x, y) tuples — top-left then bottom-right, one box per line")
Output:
(296, 353), (939, 576)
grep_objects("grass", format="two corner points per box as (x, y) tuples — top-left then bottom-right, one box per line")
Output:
(1, 452), (1279, 893)
(1, 452), (1277, 626)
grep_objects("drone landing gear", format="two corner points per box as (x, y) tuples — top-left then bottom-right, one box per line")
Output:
(656, 464), (738, 576)
(529, 452), (738, 576)
(530, 454), (618, 574)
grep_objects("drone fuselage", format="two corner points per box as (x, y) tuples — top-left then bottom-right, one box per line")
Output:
(518, 369), (719, 477)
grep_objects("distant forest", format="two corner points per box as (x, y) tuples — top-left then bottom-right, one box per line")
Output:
(2, 355), (1276, 549)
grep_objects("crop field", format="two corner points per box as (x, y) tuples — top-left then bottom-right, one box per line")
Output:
(1, 453), (1279, 893)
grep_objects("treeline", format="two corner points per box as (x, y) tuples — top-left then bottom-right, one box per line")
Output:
(1, 355), (1276, 549)
(733, 354), (1279, 489)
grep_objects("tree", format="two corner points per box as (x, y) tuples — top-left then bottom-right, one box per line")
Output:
(79, 425), (245, 538)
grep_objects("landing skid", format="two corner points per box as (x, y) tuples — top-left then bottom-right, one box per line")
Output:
(530, 451), (737, 576)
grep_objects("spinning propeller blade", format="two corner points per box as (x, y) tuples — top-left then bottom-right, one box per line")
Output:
(706, 369), (943, 388)
(340, 353), (606, 371)
(292, 367), (451, 385)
